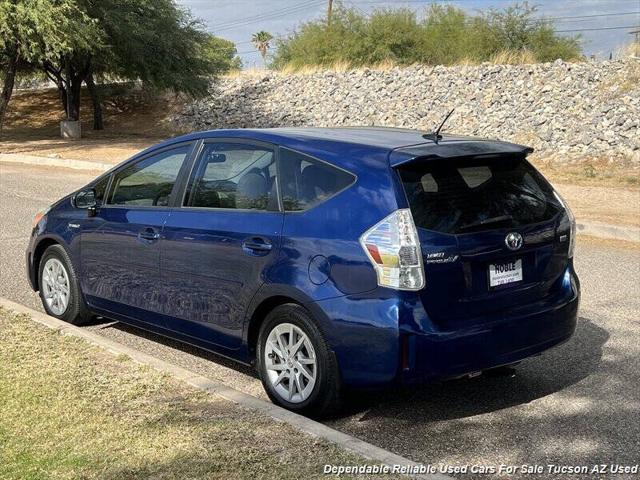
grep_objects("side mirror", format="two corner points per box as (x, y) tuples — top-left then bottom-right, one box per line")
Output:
(74, 189), (98, 216)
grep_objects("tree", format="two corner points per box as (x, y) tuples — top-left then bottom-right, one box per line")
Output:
(271, 4), (582, 69)
(0, 0), (98, 131)
(252, 31), (274, 65)
(477, 2), (582, 62)
(41, 0), (239, 131)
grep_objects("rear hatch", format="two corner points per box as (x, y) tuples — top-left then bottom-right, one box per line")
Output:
(396, 152), (570, 329)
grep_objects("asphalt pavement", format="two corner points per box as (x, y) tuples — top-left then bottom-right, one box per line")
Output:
(1, 162), (638, 478)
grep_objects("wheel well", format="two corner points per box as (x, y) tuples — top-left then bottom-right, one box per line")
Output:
(247, 295), (300, 358)
(32, 238), (60, 290)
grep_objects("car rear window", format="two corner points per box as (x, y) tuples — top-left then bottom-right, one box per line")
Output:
(398, 155), (562, 234)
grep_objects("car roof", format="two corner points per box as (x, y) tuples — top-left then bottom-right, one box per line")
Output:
(141, 127), (533, 168)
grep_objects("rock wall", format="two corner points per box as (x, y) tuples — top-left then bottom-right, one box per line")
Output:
(176, 59), (640, 163)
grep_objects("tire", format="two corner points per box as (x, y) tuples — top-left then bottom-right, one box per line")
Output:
(257, 304), (341, 417)
(38, 244), (92, 325)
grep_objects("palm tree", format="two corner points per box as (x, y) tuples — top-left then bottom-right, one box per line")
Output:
(252, 31), (274, 66)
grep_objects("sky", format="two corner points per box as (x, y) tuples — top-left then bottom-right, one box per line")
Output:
(178, 0), (640, 68)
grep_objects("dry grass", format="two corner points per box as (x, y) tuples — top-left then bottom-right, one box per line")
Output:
(595, 58), (640, 98)
(616, 41), (640, 59)
(223, 66), (271, 79)
(532, 157), (640, 190)
(489, 49), (538, 65)
(276, 58), (402, 75)
(453, 50), (586, 66)
(618, 60), (640, 94)
(277, 60), (354, 75)
(0, 308), (372, 480)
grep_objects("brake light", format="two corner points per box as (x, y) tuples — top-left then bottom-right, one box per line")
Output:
(554, 191), (576, 258)
(360, 209), (425, 290)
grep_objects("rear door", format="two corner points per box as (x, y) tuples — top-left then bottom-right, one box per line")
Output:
(160, 140), (283, 350)
(397, 154), (568, 329)
(80, 143), (194, 325)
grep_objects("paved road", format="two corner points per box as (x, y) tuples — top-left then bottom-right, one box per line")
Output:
(2, 163), (639, 478)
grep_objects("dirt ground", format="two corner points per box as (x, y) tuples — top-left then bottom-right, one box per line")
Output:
(0, 86), (179, 162)
(1, 87), (638, 227)
(552, 182), (639, 226)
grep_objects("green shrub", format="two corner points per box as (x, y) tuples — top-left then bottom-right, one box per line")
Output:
(271, 2), (582, 70)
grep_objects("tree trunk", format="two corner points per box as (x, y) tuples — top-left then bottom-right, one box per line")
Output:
(0, 48), (19, 132)
(45, 57), (91, 123)
(65, 79), (82, 121)
(44, 62), (68, 117)
(57, 78), (68, 117)
(63, 60), (82, 122)
(85, 73), (103, 130)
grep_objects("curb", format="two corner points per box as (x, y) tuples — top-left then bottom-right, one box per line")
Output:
(0, 153), (113, 172)
(0, 298), (451, 480)
(2, 153), (637, 244)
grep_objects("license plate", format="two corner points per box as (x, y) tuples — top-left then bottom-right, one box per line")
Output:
(489, 259), (523, 287)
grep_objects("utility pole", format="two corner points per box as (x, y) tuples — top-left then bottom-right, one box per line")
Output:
(327, 0), (333, 27)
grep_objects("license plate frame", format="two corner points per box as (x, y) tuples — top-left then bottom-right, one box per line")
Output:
(488, 259), (523, 288)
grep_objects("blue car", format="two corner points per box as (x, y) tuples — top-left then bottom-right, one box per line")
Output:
(26, 127), (580, 415)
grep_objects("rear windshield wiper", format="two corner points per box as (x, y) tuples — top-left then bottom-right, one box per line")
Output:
(458, 215), (513, 233)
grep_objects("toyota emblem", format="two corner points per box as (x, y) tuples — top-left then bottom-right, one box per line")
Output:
(505, 232), (523, 251)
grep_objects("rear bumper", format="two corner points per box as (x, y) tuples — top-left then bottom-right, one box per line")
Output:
(400, 269), (580, 382)
(314, 267), (579, 387)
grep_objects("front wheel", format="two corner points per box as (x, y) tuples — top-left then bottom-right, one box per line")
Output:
(257, 304), (341, 417)
(38, 244), (92, 325)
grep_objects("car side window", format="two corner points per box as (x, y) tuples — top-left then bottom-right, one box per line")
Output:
(107, 145), (190, 206)
(185, 142), (277, 211)
(279, 148), (355, 211)
(92, 175), (110, 206)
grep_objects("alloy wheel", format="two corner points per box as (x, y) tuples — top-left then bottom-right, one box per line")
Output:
(264, 322), (317, 403)
(42, 258), (71, 316)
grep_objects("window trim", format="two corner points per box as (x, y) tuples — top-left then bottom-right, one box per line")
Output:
(277, 146), (357, 214)
(180, 138), (282, 213)
(101, 141), (197, 210)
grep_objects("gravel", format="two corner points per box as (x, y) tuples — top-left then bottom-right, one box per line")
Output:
(175, 59), (640, 165)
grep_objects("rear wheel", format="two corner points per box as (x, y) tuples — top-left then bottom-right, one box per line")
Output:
(38, 245), (92, 325)
(257, 304), (341, 417)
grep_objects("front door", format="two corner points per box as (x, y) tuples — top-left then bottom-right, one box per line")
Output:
(80, 143), (193, 325)
(161, 140), (283, 350)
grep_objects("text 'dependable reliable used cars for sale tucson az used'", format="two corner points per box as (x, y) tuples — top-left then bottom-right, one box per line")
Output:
(26, 127), (580, 415)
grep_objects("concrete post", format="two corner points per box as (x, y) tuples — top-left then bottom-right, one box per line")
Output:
(60, 120), (81, 139)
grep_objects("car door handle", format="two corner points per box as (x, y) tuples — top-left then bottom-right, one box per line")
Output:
(138, 228), (160, 242)
(242, 237), (273, 255)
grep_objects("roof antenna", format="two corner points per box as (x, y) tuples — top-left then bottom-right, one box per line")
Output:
(423, 108), (455, 144)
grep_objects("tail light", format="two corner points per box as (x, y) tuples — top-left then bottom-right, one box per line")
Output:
(554, 191), (576, 258)
(360, 209), (425, 290)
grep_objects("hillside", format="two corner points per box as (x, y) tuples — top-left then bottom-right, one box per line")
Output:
(177, 59), (640, 165)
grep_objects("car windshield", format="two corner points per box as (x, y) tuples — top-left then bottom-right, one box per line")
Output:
(398, 155), (562, 234)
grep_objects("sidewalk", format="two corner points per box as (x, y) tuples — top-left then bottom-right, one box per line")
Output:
(1, 151), (638, 241)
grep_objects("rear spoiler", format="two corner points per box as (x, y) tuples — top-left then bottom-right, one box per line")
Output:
(389, 140), (534, 168)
